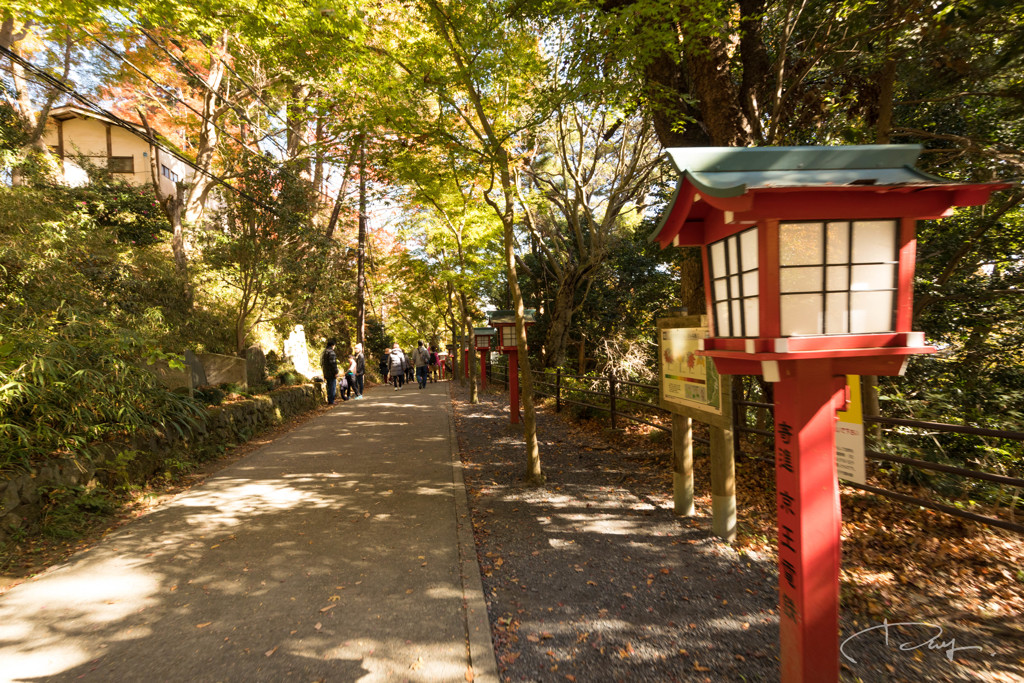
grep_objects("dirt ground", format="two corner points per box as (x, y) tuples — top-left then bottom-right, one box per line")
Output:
(451, 384), (1023, 683)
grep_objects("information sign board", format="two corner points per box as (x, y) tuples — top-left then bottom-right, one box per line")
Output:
(661, 327), (721, 414)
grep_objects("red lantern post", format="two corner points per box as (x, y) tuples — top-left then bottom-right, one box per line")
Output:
(473, 327), (496, 390)
(650, 145), (1007, 683)
(488, 310), (537, 424)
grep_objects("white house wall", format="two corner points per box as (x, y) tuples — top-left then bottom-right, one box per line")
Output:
(41, 114), (189, 197)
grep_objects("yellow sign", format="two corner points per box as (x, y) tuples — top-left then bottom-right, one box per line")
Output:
(836, 375), (866, 484)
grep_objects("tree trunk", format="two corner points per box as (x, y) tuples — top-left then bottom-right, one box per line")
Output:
(140, 112), (192, 305)
(875, 59), (897, 144)
(679, 247), (705, 314)
(184, 30), (229, 225)
(685, 35), (749, 147)
(356, 139), (367, 345)
(460, 291), (478, 403)
(542, 284), (577, 369)
(495, 162), (542, 484)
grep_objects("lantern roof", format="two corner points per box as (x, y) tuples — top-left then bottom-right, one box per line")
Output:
(473, 327), (497, 336)
(487, 309), (537, 325)
(651, 144), (1010, 249)
(663, 145), (944, 198)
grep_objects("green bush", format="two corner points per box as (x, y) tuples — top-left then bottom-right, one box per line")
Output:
(38, 484), (119, 540)
(194, 385), (226, 406)
(0, 308), (207, 474)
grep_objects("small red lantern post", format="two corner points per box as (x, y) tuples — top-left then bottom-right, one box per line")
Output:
(650, 145), (1007, 683)
(473, 327), (496, 390)
(488, 309), (537, 424)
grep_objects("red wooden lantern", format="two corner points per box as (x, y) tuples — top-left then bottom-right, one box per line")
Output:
(488, 309), (537, 423)
(473, 327), (496, 389)
(650, 145), (1008, 683)
(474, 327), (496, 351)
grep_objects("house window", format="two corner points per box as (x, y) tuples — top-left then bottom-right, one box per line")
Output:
(778, 220), (898, 336)
(707, 226), (760, 338)
(161, 164), (179, 182)
(107, 156), (135, 173)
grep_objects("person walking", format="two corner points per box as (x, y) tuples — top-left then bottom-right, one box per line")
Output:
(428, 345), (439, 382)
(388, 343), (406, 390)
(354, 343), (365, 399)
(413, 340), (431, 389)
(321, 339), (339, 405)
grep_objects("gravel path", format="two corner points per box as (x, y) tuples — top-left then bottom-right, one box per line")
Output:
(453, 388), (780, 682)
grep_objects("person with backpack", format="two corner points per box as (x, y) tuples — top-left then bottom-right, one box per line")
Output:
(413, 340), (431, 389)
(321, 339), (339, 405)
(428, 345), (439, 383)
(388, 343), (407, 390)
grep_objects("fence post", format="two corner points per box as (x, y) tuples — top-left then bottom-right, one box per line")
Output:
(556, 367), (562, 413)
(609, 370), (617, 430)
(673, 414), (695, 516)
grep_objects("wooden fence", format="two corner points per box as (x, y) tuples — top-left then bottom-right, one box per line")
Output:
(485, 362), (1024, 534)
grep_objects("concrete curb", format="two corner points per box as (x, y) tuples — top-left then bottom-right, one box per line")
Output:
(447, 383), (500, 683)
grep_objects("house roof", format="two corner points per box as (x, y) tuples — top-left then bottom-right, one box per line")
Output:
(48, 104), (145, 132)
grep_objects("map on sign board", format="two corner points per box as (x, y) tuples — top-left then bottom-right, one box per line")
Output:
(660, 327), (721, 415)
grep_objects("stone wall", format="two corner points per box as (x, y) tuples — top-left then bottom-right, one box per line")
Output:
(0, 384), (324, 542)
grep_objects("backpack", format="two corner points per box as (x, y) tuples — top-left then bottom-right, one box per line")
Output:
(430, 351), (438, 365)
(321, 348), (338, 378)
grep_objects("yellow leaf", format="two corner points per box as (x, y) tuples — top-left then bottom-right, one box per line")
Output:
(319, 604), (336, 613)
(465, 666), (474, 681)
(265, 646), (278, 657)
(195, 622), (212, 628)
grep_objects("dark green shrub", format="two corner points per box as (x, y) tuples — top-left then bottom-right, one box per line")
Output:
(194, 385), (226, 406)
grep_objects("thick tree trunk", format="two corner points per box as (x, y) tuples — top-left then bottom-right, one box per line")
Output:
(543, 284), (577, 369)
(685, 36), (750, 147)
(875, 59), (897, 145)
(679, 247), (706, 315)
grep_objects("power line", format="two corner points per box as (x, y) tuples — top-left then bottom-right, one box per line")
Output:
(108, 21), (353, 189)
(0, 42), (281, 215)
(86, 24), (291, 159)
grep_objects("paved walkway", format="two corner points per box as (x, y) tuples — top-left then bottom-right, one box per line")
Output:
(0, 381), (497, 682)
